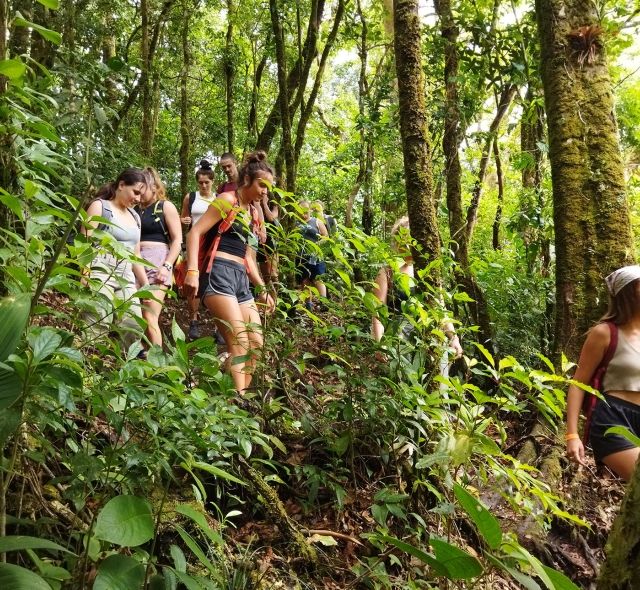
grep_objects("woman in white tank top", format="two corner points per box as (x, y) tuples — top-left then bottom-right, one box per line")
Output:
(180, 160), (217, 340)
(566, 265), (640, 480)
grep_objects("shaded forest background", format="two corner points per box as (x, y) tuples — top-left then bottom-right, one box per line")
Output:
(3, 0), (640, 588)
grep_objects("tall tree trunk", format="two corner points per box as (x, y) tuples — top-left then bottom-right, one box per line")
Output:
(0, 0), (7, 95)
(465, 84), (516, 242)
(9, 0), (32, 57)
(597, 459), (640, 588)
(149, 70), (161, 153)
(361, 142), (374, 234)
(435, 0), (493, 345)
(393, 0), (440, 273)
(293, 0), (345, 169)
(224, 0), (235, 154)
(492, 139), (503, 250)
(248, 46), (267, 145)
(269, 0), (295, 192)
(536, 0), (635, 359)
(179, 4), (192, 198)
(140, 0), (152, 156)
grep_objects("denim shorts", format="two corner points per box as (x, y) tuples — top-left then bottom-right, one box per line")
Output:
(296, 257), (326, 282)
(589, 395), (640, 462)
(202, 258), (253, 304)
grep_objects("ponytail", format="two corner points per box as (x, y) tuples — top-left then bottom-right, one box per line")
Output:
(94, 167), (147, 201)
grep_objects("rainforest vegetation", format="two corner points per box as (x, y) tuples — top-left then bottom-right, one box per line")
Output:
(3, 0), (640, 587)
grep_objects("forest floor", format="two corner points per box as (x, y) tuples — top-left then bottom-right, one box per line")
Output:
(157, 293), (627, 589)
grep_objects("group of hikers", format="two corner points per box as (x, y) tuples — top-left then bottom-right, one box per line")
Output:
(78, 151), (640, 483)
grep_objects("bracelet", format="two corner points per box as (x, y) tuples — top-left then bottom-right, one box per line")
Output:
(565, 433), (580, 441)
(162, 262), (173, 271)
(186, 269), (199, 275)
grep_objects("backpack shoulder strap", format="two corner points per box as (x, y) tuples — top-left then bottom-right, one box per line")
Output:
(99, 198), (113, 221)
(188, 191), (197, 214)
(127, 207), (141, 229)
(601, 322), (618, 369)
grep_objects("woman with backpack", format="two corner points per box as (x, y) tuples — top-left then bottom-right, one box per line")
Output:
(82, 168), (149, 347)
(137, 167), (182, 348)
(183, 151), (275, 394)
(566, 265), (640, 481)
(180, 160), (216, 340)
(296, 200), (328, 307)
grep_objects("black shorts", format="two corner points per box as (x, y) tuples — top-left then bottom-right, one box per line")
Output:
(589, 395), (640, 462)
(296, 257), (326, 282)
(202, 258), (253, 304)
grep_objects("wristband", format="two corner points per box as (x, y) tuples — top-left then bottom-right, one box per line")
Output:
(187, 269), (199, 275)
(565, 433), (580, 441)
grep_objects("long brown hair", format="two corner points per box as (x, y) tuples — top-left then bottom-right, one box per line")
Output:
(94, 168), (147, 201)
(144, 166), (166, 201)
(600, 279), (640, 325)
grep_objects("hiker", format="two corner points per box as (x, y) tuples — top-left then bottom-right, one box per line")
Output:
(257, 190), (279, 286)
(183, 150), (275, 394)
(566, 265), (640, 481)
(371, 216), (462, 360)
(82, 168), (149, 348)
(312, 200), (337, 236)
(218, 152), (239, 194)
(137, 167), (182, 348)
(296, 200), (328, 307)
(180, 160), (216, 340)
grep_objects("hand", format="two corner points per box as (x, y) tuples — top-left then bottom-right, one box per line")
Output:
(156, 265), (170, 285)
(257, 291), (275, 314)
(181, 215), (192, 226)
(183, 272), (199, 298)
(449, 335), (463, 358)
(566, 438), (586, 466)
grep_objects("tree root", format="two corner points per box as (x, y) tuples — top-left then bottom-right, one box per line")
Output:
(236, 457), (318, 565)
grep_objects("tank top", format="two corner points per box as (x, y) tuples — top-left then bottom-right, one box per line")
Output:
(602, 329), (640, 393)
(217, 180), (238, 194)
(98, 199), (140, 251)
(137, 201), (168, 244)
(208, 204), (259, 259)
(191, 192), (215, 227)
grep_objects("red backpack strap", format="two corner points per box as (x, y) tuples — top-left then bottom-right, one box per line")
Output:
(601, 322), (618, 368)
(204, 199), (239, 274)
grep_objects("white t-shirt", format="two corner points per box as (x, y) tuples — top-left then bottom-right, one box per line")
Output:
(190, 191), (215, 227)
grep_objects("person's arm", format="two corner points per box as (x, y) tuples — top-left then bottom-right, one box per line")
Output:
(246, 247), (274, 313)
(318, 219), (328, 238)
(566, 322), (610, 465)
(262, 195), (279, 223)
(133, 242), (149, 288)
(254, 203), (267, 244)
(180, 193), (192, 226)
(443, 320), (463, 358)
(371, 267), (389, 342)
(155, 202), (182, 285)
(183, 196), (230, 297)
(82, 200), (103, 237)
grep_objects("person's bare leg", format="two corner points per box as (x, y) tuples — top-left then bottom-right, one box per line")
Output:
(602, 447), (640, 481)
(203, 294), (250, 393)
(239, 300), (263, 391)
(314, 279), (327, 298)
(142, 286), (168, 347)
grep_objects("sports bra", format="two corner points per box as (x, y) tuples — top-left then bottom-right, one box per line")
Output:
(209, 205), (258, 258)
(137, 201), (168, 244)
(603, 329), (640, 393)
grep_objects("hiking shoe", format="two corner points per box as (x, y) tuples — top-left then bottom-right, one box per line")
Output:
(188, 320), (201, 341)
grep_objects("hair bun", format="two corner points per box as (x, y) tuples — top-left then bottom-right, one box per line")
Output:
(199, 159), (212, 170)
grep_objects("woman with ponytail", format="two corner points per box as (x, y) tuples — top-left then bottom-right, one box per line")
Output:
(83, 168), (149, 347)
(181, 160), (216, 340)
(183, 151), (275, 394)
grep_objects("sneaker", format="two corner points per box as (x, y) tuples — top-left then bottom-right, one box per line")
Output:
(188, 320), (201, 341)
(214, 329), (226, 346)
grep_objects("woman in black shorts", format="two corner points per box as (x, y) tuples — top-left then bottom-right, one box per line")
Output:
(566, 265), (640, 480)
(183, 151), (275, 394)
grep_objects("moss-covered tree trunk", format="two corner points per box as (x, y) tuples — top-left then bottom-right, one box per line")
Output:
(535, 0), (634, 359)
(178, 4), (191, 198)
(393, 0), (440, 273)
(598, 460), (640, 588)
(224, 0), (235, 154)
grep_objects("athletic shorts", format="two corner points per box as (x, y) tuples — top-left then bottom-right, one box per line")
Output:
(141, 243), (172, 287)
(202, 258), (253, 304)
(589, 395), (640, 462)
(296, 257), (326, 282)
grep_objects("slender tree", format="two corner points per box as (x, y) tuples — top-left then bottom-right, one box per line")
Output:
(535, 0), (635, 358)
(179, 2), (192, 197)
(393, 0), (440, 272)
(224, 0), (235, 154)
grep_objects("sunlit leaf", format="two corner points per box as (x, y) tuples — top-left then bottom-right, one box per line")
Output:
(453, 484), (502, 549)
(0, 59), (26, 80)
(94, 496), (154, 547)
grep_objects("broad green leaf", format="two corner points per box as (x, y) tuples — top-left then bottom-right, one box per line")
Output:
(170, 544), (187, 573)
(173, 570), (206, 590)
(29, 328), (62, 363)
(0, 536), (71, 554)
(0, 59), (26, 80)
(0, 369), (22, 410)
(36, 0), (60, 8)
(0, 563), (51, 590)
(473, 342), (495, 367)
(541, 566), (581, 590)
(430, 537), (483, 579)
(93, 554), (144, 590)
(14, 17), (62, 45)
(188, 461), (245, 485)
(0, 407), (22, 449)
(174, 504), (224, 547)
(604, 426), (640, 447)
(453, 484), (502, 549)
(175, 525), (216, 573)
(94, 495), (154, 547)
(380, 534), (448, 577)
(0, 294), (30, 362)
